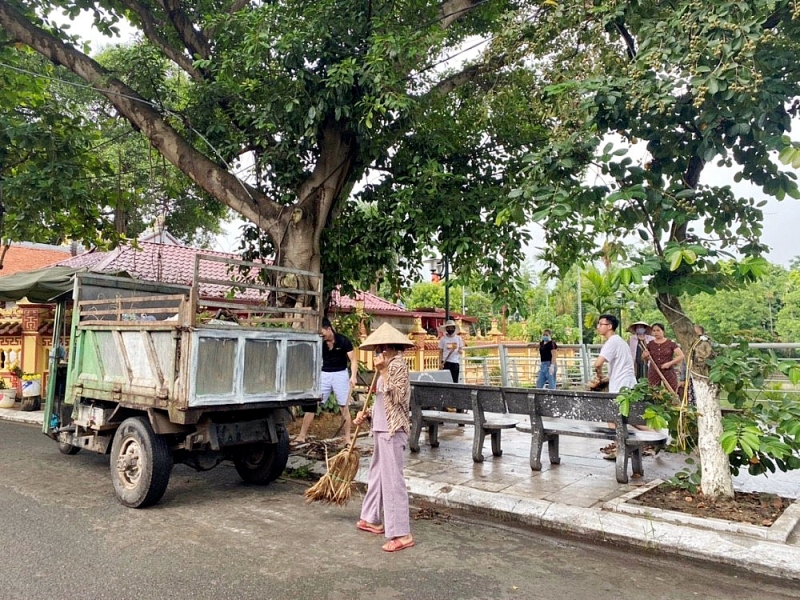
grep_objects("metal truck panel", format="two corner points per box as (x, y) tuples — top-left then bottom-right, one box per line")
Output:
(188, 328), (320, 407)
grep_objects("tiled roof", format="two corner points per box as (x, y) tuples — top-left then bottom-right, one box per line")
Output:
(330, 290), (409, 315)
(57, 242), (267, 299)
(0, 243), (72, 276)
(57, 249), (107, 269)
(0, 321), (22, 336)
(56, 241), (403, 310)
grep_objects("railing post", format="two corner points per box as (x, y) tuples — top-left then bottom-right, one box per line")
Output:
(499, 344), (509, 387)
(509, 358), (519, 387)
(580, 344), (591, 385)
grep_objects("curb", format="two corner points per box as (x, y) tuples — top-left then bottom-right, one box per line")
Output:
(401, 475), (800, 581)
(0, 407), (44, 426)
(288, 450), (800, 580)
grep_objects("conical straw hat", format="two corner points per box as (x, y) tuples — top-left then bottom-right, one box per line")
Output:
(626, 321), (652, 334)
(359, 322), (414, 350)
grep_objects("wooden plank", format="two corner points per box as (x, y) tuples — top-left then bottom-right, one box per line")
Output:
(194, 253), (319, 278)
(195, 276), (322, 299)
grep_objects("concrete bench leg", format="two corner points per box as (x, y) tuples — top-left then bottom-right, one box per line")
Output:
(428, 422), (440, 448)
(630, 447), (644, 476)
(530, 433), (544, 471)
(547, 434), (561, 465)
(410, 419), (422, 453)
(490, 430), (503, 457)
(615, 449), (630, 484)
(473, 430), (485, 463)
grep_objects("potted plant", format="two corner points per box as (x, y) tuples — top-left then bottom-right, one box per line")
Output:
(0, 378), (15, 408)
(20, 372), (41, 412)
(9, 364), (23, 395)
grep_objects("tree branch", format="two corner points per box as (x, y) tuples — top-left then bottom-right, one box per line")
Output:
(229, 0), (250, 13)
(116, 0), (203, 80)
(158, 0), (213, 61)
(669, 155), (704, 243)
(425, 52), (506, 99)
(614, 19), (636, 60)
(438, 0), (486, 28)
(0, 0), (283, 232)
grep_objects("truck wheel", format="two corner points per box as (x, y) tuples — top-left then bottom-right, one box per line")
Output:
(233, 426), (289, 485)
(58, 441), (81, 455)
(110, 416), (173, 508)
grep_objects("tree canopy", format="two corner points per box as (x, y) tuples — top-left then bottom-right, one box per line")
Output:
(0, 46), (116, 249)
(0, 0), (552, 299)
(515, 0), (800, 346)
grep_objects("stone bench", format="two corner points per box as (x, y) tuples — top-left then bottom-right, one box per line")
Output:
(409, 370), (454, 384)
(503, 387), (666, 484)
(409, 381), (518, 462)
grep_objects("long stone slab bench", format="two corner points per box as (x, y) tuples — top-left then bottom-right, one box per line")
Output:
(409, 381), (518, 462)
(503, 387), (667, 484)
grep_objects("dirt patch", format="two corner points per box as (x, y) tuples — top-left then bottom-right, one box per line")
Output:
(634, 484), (792, 527)
(287, 410), (346, 441)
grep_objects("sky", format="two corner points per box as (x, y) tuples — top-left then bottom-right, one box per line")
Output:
(67, 13), (800, 270)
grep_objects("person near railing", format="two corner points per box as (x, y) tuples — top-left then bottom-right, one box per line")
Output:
(642, 323), (684, 394)
(627, 321), (654, 381)
(536, 329), (558, 389)
(438, 320), (464, 383)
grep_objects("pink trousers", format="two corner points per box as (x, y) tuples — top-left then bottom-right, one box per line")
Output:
(359, 431), (410, 539)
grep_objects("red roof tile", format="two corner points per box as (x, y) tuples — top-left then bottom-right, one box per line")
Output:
(330, 290), (409, 315)
(0, 244), (72, 276)
(0, 321), (22, 336)
(56, 241), (404, 311)
(57, 242), (270, 299)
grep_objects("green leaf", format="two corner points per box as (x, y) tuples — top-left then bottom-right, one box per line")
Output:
(669, 252), (683, 271)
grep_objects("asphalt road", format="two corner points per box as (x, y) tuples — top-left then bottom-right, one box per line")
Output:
(0, 420), (797, 600)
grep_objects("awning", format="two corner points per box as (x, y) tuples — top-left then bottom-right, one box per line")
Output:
(0, 266), (83, 303)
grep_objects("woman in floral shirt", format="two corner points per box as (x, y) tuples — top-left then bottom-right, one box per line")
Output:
(353, 323), (415, 552)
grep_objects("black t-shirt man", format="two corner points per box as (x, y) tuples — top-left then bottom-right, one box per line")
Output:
(322, 332), (354, 372)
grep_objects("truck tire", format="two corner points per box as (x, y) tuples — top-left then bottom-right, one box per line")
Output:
(233, 426), (289, 485)
(110, 416), (173, 508)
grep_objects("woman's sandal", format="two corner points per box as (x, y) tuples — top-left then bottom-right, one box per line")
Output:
(382, 537), (415, 552)
(356, 520), (384, 535)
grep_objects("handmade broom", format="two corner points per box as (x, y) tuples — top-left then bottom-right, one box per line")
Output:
(304, 370), (378, 506)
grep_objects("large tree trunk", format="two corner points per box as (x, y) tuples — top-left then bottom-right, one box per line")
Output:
(262, 122), (357, 309)
(656, 291), (735, 499)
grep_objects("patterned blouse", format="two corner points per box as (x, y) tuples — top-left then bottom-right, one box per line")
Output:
(371, 354), (411, 435)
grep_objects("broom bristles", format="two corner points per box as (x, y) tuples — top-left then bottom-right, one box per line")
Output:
(305, 370), (378, 506)
(303, 446), (361, 505)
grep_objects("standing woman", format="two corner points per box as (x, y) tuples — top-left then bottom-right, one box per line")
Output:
(643, 323), (685, 393)
(627, 321), (654, 381)
(354, 323), (415, 553)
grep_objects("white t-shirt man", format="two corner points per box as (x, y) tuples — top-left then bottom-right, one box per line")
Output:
(599, 334), (637, 393)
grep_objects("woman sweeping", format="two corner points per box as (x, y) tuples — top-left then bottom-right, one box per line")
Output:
(353, 323), (415, 553)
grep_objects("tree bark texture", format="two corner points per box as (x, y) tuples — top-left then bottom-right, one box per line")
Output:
(693, 375), (735, 498)
(656, 292), (734, 499)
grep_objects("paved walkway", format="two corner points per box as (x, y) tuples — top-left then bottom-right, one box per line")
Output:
(5, 404), (800, 581)
(296, 420), (800, 582)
